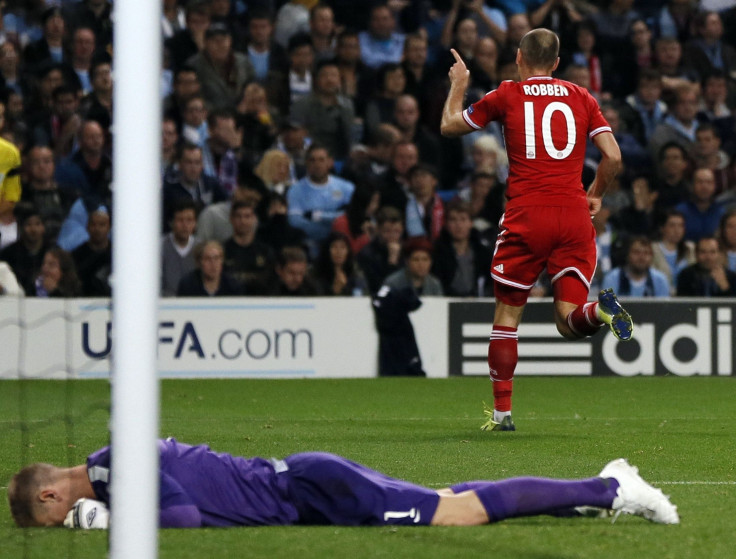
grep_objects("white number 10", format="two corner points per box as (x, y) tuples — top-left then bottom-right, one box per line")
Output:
(523, 101), (576, 160)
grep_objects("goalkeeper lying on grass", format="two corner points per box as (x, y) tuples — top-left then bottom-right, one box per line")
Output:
(8, 437), (679, 528)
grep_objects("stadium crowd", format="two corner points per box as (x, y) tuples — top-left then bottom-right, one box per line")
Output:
(0, 0), (735, 299)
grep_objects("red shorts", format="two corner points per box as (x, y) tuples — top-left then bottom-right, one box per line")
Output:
(491, 205), (596, 290)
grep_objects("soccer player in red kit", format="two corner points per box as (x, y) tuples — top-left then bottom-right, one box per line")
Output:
(441, 28), (633, 431)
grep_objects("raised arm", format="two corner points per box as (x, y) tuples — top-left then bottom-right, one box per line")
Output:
(587, 131), (622, 216)
(440, 49), (474, 138)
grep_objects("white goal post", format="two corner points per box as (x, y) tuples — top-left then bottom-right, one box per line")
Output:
(110, 0), (162, 557)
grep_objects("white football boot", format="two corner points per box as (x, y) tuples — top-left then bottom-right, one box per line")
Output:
(599, 458), (680, 524)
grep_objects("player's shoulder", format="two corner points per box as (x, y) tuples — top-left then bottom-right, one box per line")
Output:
(552, 78), (598, 101)
(0, 137), (20, 166)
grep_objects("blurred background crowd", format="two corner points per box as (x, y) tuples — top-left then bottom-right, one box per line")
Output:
(0, 0), (735, 301)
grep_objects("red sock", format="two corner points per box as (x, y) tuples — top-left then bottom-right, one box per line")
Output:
(488, 326), (518, 413)
(566, 302), (603, 338)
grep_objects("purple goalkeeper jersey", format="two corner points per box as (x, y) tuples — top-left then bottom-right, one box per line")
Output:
(86, 438), (440, 528)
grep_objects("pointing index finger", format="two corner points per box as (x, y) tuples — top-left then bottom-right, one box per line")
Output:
(450, 48), (464, 65)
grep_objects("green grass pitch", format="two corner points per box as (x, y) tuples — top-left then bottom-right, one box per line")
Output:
(1, 376), (734, 559)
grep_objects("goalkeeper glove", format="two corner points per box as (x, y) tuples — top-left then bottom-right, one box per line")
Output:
(63, 498), (110, 529)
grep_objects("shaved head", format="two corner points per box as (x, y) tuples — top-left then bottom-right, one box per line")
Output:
(519, 28), (559, 70)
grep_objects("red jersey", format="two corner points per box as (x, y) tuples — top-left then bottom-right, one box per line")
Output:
(463, 77), (611, 211)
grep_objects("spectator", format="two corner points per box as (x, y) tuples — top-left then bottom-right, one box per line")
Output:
(563, 21), (605, 98)
(697, 71), (733, 147)
(275, 119), (310, 183)
(72, 206), (111, 296)
(608, 18), (654, 98)
(405, 163), (445, 242)
(402, 33), (438, 118)
(621, 69), (668, 146)
(444, 0), (507, 46)
(186, 23), (255, 110)
(601, 236), (670, 298)
(363, 63), (407, 141)
(32, 246), (81, 298)
(498, 13), (531, 64)
(25, 63), (66, 118)
(196, 186), (261, 244)
(651, 209), (695, 294)
(675, 167), (726, 242)
(286, 144), (355, 251)
(201, 108), (240, 195)
(23, 7), (67, 69)
(440, 16), (480, 68)
(62, 0), (113, 52)
(165, 0), (211, 73)
(20, 146), (74, 245)
(358, 3), (405, 70)
(268, 32), (314, 117)
(588, 0), (640, 51)
(610, 174), (657, 238)
(180, 94), (209, 148)
(312, 231), (368, 296)
(244, 8), (289, 83)
(655, 0), (697, 44)
(332, 182), (380, 255)
(256, 192), (307, 253)
(468, 36), (500, 97)
(335, 30), (370, 108)
(163, 67), (201, 129)
(652, 37), (699, 96)
(177, 240), (244, 296)
(309, 3), (337, 61)
(378, 140), (418, 213)
(0, 203), (48, 294)
(161, 199), (198, 297)
(236, 82), (278, 168)
(55, 120), (112, 201)
(459, 134), (509, 189)
(682, 11), (736, 82)
(161, 116), (180, 177)
(254, 149), (292, 197)
(66, 27), (97, 95)
(652, 141), (691, 218)
(455, 171), (505, 242)
(342, 123), (400, 191)
(357, 205), (404, 295)
(162, 142), (227, 229)
(270, 245), (318, 296)
(291, 59), (355, 163)
(718, 209), (736, 272)
(31, 84), (81, 160)
(392, 94), (444, 178)
(79, 59), (113, 131)
(162, 0), (187, 40)
(223, 198), (275, 295)
(0, 41), (25, 97)
(693, 123), (733, 197)
(383, 236), (443, 296)
(676, 236), (736, 296)
(431, 200), (493, 297)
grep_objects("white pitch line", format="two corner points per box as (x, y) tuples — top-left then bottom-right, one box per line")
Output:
(427, 481), (736, 488)
(657, 481), (736, 485)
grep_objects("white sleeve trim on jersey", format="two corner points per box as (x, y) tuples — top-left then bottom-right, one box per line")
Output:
(462, 109), (483, 130)
(588, 126), (612, 139)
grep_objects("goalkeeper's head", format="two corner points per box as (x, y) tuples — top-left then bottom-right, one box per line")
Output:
(8, 462), (89, 527)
